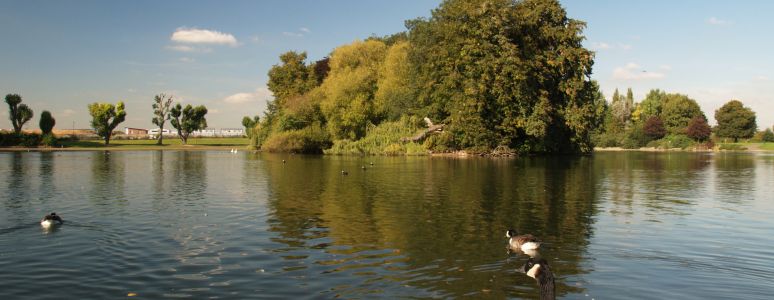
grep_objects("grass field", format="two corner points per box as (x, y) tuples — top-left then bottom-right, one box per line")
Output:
(717, 142), (774, 151)
(57, 137), (250, 150)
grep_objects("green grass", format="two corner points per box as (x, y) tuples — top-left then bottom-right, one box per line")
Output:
(717, 142), (774, 151)
(59, 137), (249, 149)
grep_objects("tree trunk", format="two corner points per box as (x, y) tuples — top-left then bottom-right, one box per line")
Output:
(156, 125), (164, 145)
(104, 134), (111, 145)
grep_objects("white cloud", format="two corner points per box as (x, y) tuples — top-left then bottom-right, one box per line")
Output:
(171, 27), (238, 46)
(165, 45), (213, 53)
(754, 75), (769, 81)
(283, 27), (311, 37)
(179, 57), (195, 63)
(707, 17), (732, 26)
(591, 42), (610, 50)
(60, 109), (76, 117)
(612, 62), (666, 80)
(222, 87), (274, 104)
(659, 65), (673, 71)
(590, 42), (632, 51)
(209, 109), (220, 114)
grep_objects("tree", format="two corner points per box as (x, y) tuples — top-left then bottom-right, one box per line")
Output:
(407, 0), (600, 153)
(151, 93), (174, 145)
(762, 128), (774, 143)
(660, 94), (704, 134)
(686, 116), (711, 142)
(642, 116), (666, 140)
(242, 115), (260, 138)
(320, 39), (388, 140)
(714, 100), (757, 142)
(170, 103), (208, 144)
(637, 89), (667, 121)
(39, 110), (56, 135)
(267, 51), (318, 105)
(5, 94), (34, 134)
(88, 101), (126, 145)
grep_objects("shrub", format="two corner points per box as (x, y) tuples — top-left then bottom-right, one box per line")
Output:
(643, 116), (666, 140)
(261, 125), (331, 153)
(324, 116), (424, 155)
(0, 132), (42, 147)
(40, 133), (57, 147)
(656, 134), (695, 149)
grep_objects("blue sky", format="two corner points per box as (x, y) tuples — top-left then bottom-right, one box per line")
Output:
(1, 0), (772, 130)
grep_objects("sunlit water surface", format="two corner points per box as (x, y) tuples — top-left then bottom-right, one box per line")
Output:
(1, 151), (773, 299)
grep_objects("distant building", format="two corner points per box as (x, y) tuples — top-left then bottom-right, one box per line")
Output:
(191, 128), (245, 137)
(125, 127), (148, 135)
(149, 128), (177, 138)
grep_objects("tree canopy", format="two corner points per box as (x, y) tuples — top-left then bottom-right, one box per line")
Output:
(88, 101), (126, 145)
(39, 110), (55, 135)
(5, 94), (34, 134)
(714, 100), (757, 142)
(170, 103), (208, 144)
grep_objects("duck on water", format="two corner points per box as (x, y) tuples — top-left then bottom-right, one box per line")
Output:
(40, 213), (63, 228)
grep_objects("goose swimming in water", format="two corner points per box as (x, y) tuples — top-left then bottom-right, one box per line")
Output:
(520, 257), (555, 300)
(40, 212), (63, 228)
(506, 229), (541, 251)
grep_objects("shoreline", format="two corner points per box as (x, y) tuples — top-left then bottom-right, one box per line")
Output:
(2, 145), (770, 153)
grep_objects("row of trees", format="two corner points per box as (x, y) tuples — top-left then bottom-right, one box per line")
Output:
(3, 93), (209, 146)
(594, 88), (767, 149)
(250, 0), (606, 154)
(84, 96), (210, 145)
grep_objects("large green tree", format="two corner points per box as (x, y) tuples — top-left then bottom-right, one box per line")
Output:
(320, 39), (388, 140)
(407, 0), (601, 153)
(151, 93), (174, 145)
(714, 100), (757, 142)
(88, 101), (126, 145)
(170, 103), (208, 144)
(39, 110), (56, 135)
(5, 94), (34, 134)
(660, 94), (704, 134)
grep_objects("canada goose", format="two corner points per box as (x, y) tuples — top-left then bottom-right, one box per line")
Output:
(40, 212), (63, 228)
(341, 170), (349, 175)
(520, 258), (555, 300)
(506, 229), (541, 251)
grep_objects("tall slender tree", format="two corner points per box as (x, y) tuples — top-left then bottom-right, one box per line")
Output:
(5, 94), (34, 134)
(88, 101), (126, 145)
(151, 93), (174, 145)
(39, 110), (56, 135)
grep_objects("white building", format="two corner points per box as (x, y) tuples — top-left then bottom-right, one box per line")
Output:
(191, 128), (245, 137)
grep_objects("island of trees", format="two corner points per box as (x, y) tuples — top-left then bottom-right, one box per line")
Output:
(2, 0), (772, 152)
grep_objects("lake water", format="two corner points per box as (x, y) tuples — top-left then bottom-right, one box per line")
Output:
(1, 150), (773, 299)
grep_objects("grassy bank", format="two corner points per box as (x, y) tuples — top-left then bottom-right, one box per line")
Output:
(1, 137), (250, 151)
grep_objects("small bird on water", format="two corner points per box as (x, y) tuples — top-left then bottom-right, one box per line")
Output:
(40, 212), (64, 228)
(341, 170), (349, 175)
